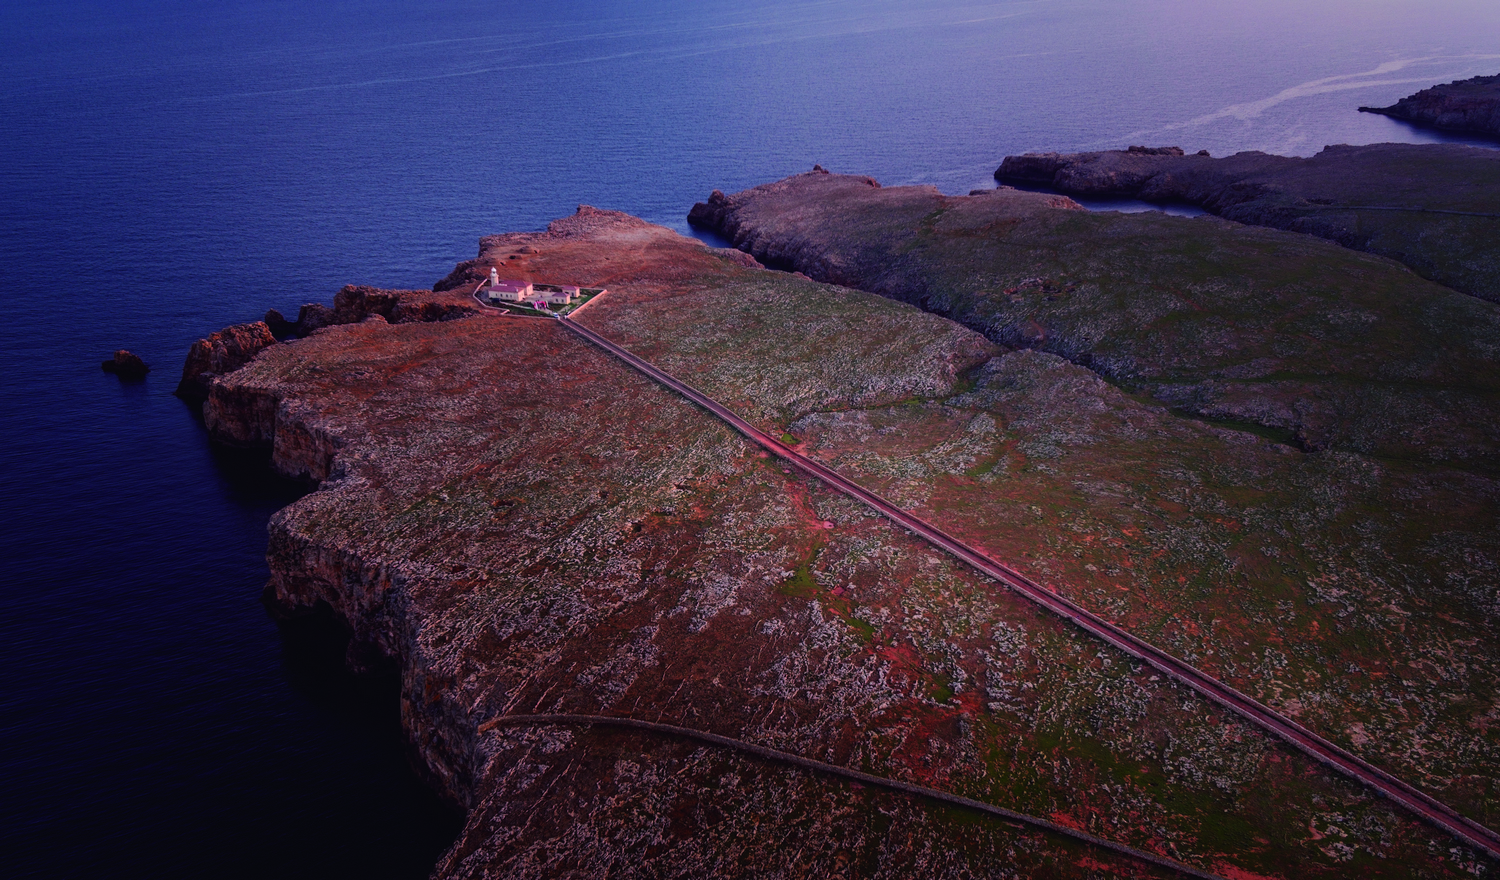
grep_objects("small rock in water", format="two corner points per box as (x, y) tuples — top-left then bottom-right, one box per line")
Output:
(101, 349), (149, 380)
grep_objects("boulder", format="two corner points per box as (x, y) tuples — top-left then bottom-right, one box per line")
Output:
(101, 349), (149, 380)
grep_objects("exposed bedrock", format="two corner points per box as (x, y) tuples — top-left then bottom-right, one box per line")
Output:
(690, 170), (1500, 468)
(202, 380), (342, 482)
(1360, 74), (1500, 139)
(266, 513), (482, 807)
(996, 142), (1500, 302)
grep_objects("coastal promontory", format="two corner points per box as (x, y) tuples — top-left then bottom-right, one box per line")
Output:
(186, 187), (1500, 876)
(1360, 74), (1500, 139)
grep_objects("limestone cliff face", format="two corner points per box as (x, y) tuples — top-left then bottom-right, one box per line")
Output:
(202, 381), (280, 447)
(1360, 74), (1500, 138)
(198, 373), (340, 486)
(184, 283), (492, 470)
(266, 504), (484, 809)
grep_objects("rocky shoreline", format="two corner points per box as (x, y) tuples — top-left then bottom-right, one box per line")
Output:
(1359, 74), (1500, 139)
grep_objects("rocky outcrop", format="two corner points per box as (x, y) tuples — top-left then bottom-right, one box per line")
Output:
(175, 321), (277, 404)
(330, 285), (481, 325)
(995, 145), (1212, 195)
(101, 349), (149, 379)
(182, 286), (485, 413)
(263, 308), (298, 338)
(267, 286), (482, 338)
(687, 169), (884, 248)
(995, 142), (1500, 302)
(1360, 74), (1500, 139)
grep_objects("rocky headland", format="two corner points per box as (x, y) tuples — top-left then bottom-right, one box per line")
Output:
(263, 283), (483, 339)
(994, 142), (1500, 303)
(1360, 74), (1500, 140)
(186, 188), (1500, 877)
(691, 168), (1500, 467)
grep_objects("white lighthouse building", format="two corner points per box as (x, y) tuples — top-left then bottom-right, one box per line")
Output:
(484, 266), (533, 303)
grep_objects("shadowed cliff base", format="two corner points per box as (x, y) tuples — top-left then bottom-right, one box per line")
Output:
(993, 142), (1500, 304)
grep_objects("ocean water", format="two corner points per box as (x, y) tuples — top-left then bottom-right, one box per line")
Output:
(2, 1), (1497, 876)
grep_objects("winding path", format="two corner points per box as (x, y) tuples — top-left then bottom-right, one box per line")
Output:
(558, 314), (1500, 862)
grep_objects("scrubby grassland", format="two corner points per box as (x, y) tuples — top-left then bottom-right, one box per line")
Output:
(687, 172), (1500, 865)
(788, 349), (1500, 826)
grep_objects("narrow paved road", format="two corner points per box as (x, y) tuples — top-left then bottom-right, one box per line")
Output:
(560, 314), (1500, 862)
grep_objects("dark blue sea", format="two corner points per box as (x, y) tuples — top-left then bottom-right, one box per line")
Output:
(2, 1), (1497, 876)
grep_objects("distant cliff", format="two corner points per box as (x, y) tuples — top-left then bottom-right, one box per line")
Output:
(1360, 74), (1500, 139)
(995, 142), (1500, 302)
